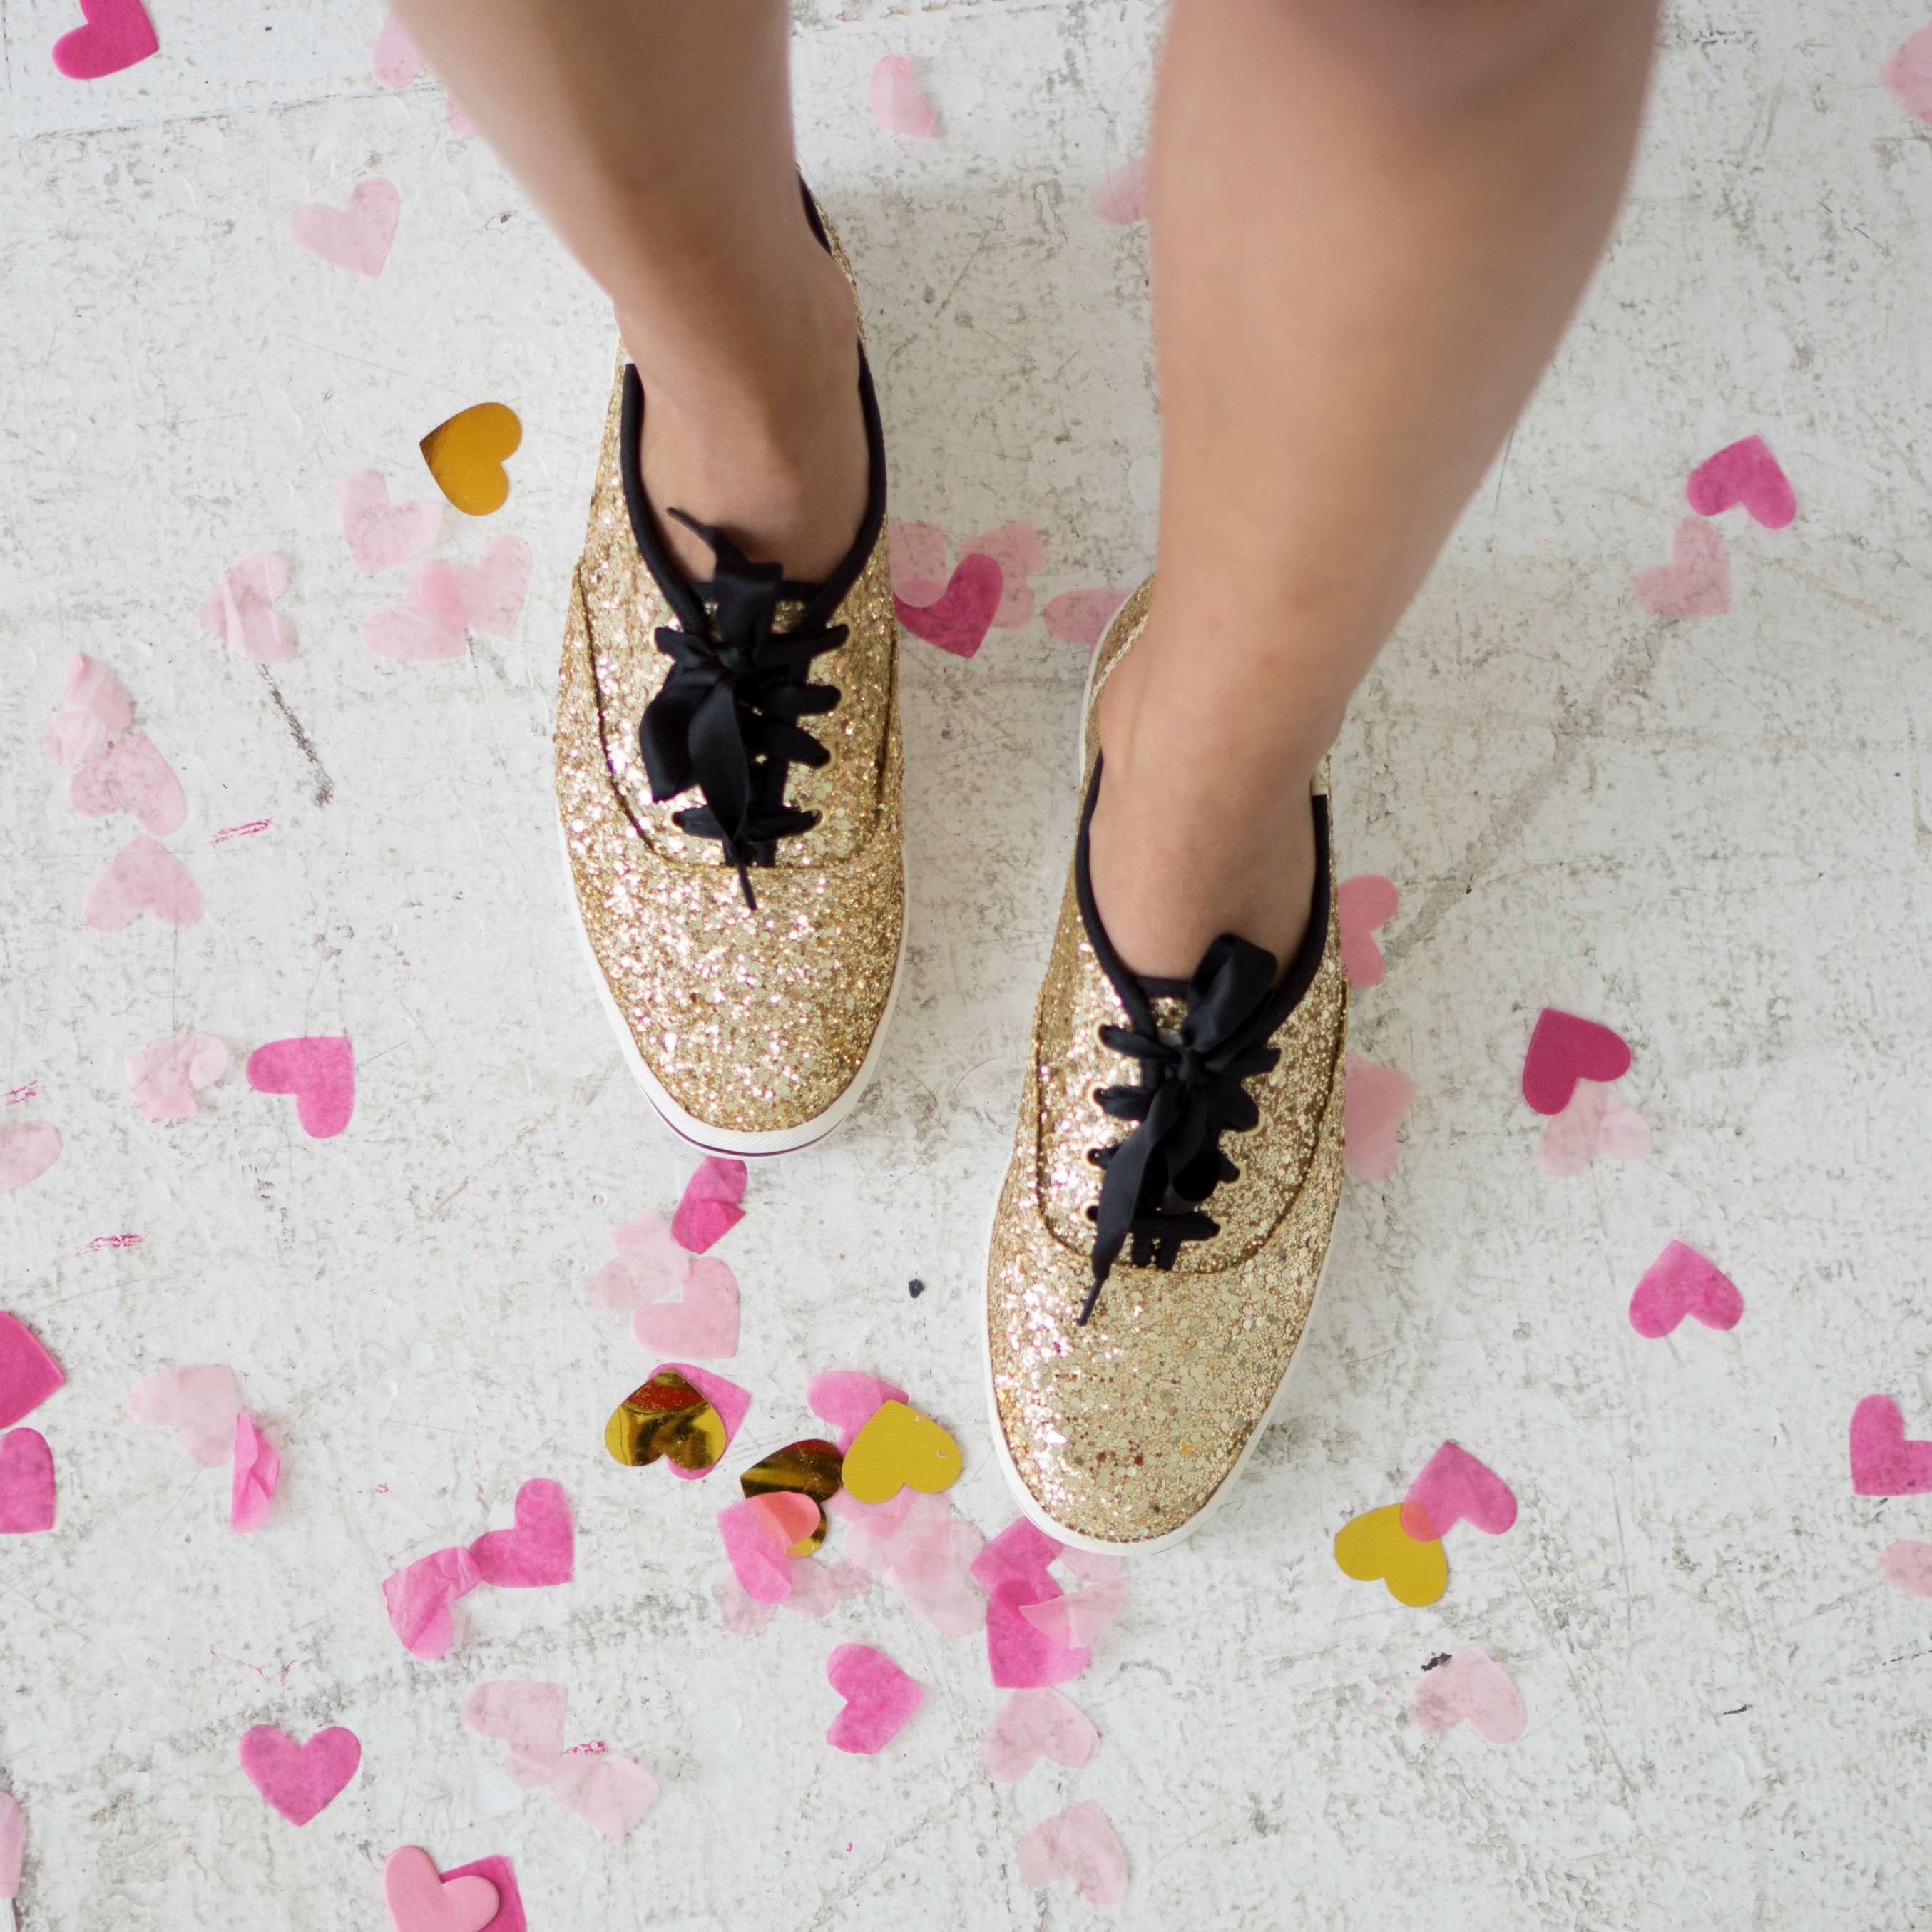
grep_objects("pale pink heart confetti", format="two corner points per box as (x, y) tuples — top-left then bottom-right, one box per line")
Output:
(0, 1124), (62, 1197)
(469, 1478), (573, 1588)
(589, 1212), (685, 1314)
(833, 1488), (985, 1635)
(382, 1546), (483, 1660)
(717, 1574), (776, 1635)
(69, 730), (185, 837)
(982, 1687), (1100, 1782)
(0, 1430), (55, 1535)
(447, 536), (531, 638)
(1093, 154), (1150, 225)
(128, 1364), (240, 1466)
(632, 1255), (738, 1358)
(1056, 1548), (1123, 1585)
(230, 1411), (279, 1533)
(962, 520), (1045, 629)
(237, 1724), (361, 1824)
(549, 1754), (658, 1839)
(445, 91), (479, 138)
(246, 1037), (355, 1139)
(672, 1156), (747, 1252)
(1343, 1051), (1415, 1182)
(370, 9), (423, 88)
(1537, 1078), (1649, 1177)
(381, 1846), (498, 1932)
(1336, 874), (1399, 990)
(1019, 1575), (1126, 1648)
(807, 1369), (909, 1453)
(337, 469), (443, 573)
(1881, 1541), (1932, 1598)
(1043, 588), (1128, 648)
(717, 1499), (794, 1604)
(1409, 1645), (1526, 1744)
(826, 1643), (923, 1754)
(1633, 517), (1729, 619)
(0, 1792), (23, 1898)
(869, 55), (935, 138)
(0, 1314), (64, 1429)
(365, 558), (468, 662)
(290, 179), (400, 277)
(1400, 1441), (1518, 1541)
(126, 1033), (228, 1122)
(44, 651), (132, 765)
(1884, 26), (1932, 123)
(84, 834), (203, 932)
(782, 1554), (872, 1620)
(1016, 1799), (1128, 1906)
(198, 551), (296, 663)
(888, 521), (947, 603)
(461, 1680), (566, 1787)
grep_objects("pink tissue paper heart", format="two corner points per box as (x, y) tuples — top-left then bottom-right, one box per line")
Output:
(982, 1687), (1100, 1782)
(1337, 874), (1399, 990)
(1884, 26), (1932, 123)
(781, 1553), (872, 1620)
(1522, 1008), (1632, 1115)
(365, 559), (468, 662)
(199, 551), (296, 663)
(0, 1792), (21, 1900)
(1094, 155), (1150, 226)
(750, 1491), (821, 1550)
(0, 1430), (55, 1535)
(826, 1643), (923, 1754)
(657, 1363), (750, 1479)
(383, 1547), (483, 1660)
(290, 179), (400, 278)
(1633, 517), (1729, 619)
(246, 1037), (354, 1139)
(962, 521), (1044, 630)
(1881, 1540), (1932, 1598)
(1343, 1051), (1415, 1182)
(44, 651), (132, 765)
(672, 1157), (747, 1252)
(1057, 1548), (1124, 1584)
(807, 1369), (909, 1453)
(896, 555), (1003, 660)
(337, 469), (442, 573)
(972, 1518), (1063, 1597)
(0, 1124), (61, 1197)
(633, 1255), (738, 1358)
(718, 1575), (776, 1636)
(70, 730), (185, 836)
(128, 1364), (240, 1467)
(1851, 1395), (1932, 1496)
(372, 9), (423, 87)
(1537, 1079), (1649, 1177)
(1409, 1645), (1526, 1744)
(51, 0), (157, 78)
(231, 1411), (279, 1533)
(382, 1846), (499, 1932)
(237, 1724), (361, 1824)
(591, 1211), (685, 1312)
(550, 1754), (659, 1839)
(987, 1579), (1090, 1690)
(1401, 1442), (1518, 1542)
(1686, 434), (1795, 528)
(448, 537), (532, 638)
(470, 1478), (573, 1588)
(1627, 1240), (1742, 1339)
(718, 1499), (795, 1605)
(888, 521), (947, 598)
(461, 1680), (566, 1787)
(1016, 1799), (1129, 1906)
(869, 55), (934, 138)
(84, 835), (203, 932)
(831, 1488), (985, 1635)
(1019, 1576), (1126, 1649)
(0, 1314), (63, 1430)
(1043, 588), (1130, 648)
(127, 1033), (228, 1123)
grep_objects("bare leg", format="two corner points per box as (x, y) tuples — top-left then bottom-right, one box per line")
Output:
(389, 0), (866, 582)
(1092, 0), (1657, 978)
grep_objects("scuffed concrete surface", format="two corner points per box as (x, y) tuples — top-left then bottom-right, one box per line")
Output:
(5, 1), (1932, 1926)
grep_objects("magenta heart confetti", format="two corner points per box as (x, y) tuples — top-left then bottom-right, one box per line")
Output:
(51, 0), (157, 78)
(1521, 1008), (1632, 1115)
(230, 1412), (280, 1533)
(894, 554), (1003, 659)
(0, 1314), (63, 1431)
(1850, 1396), (1932, 1496)
(1685, 434), (1796, 528)
(438, 1856), (523, 1932)
(237, 1724), (361, 1825)
(986, 1579), (1090, 1690)
(381, 1846), (500, 1932)
(1627, 1240), (1742, 1339)
(671, 1157), (747, 1252)
(0, 1429), (55, 1535)
(470, 1479), (573, 1588)
(961, 520), (1043, 630)
(971, 1517), (1063, 1597)
(246, 1038), (354, 1139)
(825, 1643), (923, 1754)
(1400, 1442), (1518, 1541)
(383, 1547), (483, 1660)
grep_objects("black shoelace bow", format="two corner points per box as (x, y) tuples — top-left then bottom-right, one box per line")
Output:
(1080, 933), (1284, 1324)
(637, 510), (847, 909)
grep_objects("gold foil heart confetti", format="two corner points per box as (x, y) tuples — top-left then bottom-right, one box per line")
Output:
(419, 402), (521, 516)
(605, 1370), (727, 1473)
(739, 1438), (844, 1556)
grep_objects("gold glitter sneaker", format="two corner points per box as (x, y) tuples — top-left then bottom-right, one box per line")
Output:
(554, 193), (903, 1155)
(981, 581), (1349, 1553)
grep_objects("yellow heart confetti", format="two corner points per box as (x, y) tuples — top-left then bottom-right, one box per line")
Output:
(605, 1369), (726, 1473)
(840, 1399), (961, 1504)
(1334, 1504), (1448, 1608)
(740, 1438), (844, 1555)
(419, 402), (521, 516)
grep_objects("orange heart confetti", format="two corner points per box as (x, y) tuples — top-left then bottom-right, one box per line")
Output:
(1333, 1504), (1448, 1608)
(419, 402), (521, 516)
(841, 1400), (961, 1505)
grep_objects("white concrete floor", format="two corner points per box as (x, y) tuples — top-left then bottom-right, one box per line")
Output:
(5, 0), (1932, 1926)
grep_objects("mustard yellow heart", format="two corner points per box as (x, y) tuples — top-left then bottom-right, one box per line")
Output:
(1333, 1503), (1448, 1608)
(420, 402), (521, 516)
(841, 1399), (961, 1503)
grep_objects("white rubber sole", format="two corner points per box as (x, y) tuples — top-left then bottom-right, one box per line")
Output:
(557, 819), (908, 1158)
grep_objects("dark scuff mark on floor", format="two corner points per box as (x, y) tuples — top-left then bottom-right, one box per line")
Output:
(259, 666), (334, 806)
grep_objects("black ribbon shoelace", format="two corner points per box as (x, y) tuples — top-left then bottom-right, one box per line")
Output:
(637, 509), (847, 909)
(1080, 933), (1284, 1324)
